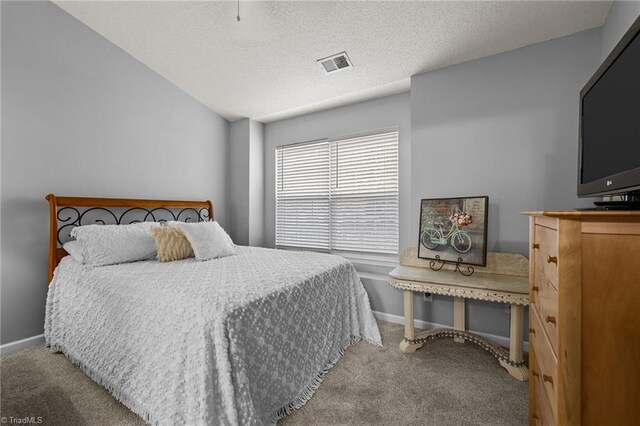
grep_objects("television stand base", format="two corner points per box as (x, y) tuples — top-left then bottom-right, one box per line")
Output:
(592, 200), (640, 211)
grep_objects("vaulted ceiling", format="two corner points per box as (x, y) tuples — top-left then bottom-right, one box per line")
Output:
(55, 1), (612, 122)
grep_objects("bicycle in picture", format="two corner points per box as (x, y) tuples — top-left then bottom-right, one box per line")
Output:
(420, 210), (473, 254)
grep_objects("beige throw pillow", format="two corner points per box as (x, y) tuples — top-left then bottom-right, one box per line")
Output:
(151, 225), (194, 262)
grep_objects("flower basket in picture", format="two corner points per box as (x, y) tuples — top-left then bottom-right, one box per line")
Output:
(450, 211), (473, 228)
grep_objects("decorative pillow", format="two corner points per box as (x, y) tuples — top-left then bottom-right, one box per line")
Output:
(70, 222), (158, 266)
(175, 221), (236, 261)
(151, 225), (194, 262)
(63, 240), (85, 264)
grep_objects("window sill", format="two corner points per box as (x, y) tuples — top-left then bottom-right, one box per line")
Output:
(334, 251), (398, 268)
(357, 271), (390, 282)
(275, 245), (398, 275)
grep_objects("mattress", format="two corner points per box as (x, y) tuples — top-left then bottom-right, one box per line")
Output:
(45, 246), (382, 425)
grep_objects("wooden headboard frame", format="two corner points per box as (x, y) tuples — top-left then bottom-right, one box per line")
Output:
(46, 194), (214, 283)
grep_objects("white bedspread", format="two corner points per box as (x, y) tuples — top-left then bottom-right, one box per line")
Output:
(45, 246), (382, 425)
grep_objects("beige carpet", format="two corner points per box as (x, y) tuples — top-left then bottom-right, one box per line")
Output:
(1, 321), (527, 425)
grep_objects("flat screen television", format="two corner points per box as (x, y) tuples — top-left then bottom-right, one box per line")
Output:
(578, 15), (640, 209)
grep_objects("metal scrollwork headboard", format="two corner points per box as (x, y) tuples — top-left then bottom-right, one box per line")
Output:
(46, 194), (214, 283)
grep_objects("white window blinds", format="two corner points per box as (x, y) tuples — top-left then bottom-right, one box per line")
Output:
(276, 130), (399, 255)
(329, 131), (399, 254)
(275, 140), (331, 250)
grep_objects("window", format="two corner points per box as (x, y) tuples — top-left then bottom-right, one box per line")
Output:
(276, 130), (398, 255)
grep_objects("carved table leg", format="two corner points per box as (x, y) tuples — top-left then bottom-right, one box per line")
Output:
(399, 290), (424, 353)
(453, 296), (465, 343)
(499, 303), (529, 381)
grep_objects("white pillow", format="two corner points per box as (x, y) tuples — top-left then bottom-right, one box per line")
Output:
(175, 221), (236, 261)
(70, 222), (158, 266)
(63, 240), (84, 264)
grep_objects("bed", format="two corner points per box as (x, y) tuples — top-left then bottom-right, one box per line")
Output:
(43, 195), (382, 425)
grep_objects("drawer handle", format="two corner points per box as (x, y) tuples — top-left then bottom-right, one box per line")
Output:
(547, 256), (557, 264)
(531, 286), (540, 292)
(543, 374), (554, 385)
(529, 327), (536, 334)
(532, 414), (539, 420)
(532, 371), (539, 378)
(546, 315), (556, 325)
(532, 243), (540, 249)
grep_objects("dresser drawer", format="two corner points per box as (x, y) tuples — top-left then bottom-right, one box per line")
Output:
(533, 373), (556, 425)
(531, 267), (558, 356)
(531, 307), (558, 419)
(534, 225), (558, 289)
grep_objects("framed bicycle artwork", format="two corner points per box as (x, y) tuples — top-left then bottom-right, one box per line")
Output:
(418, 196), (489, 267)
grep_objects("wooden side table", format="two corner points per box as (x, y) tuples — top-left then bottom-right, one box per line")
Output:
(388, 249), (529, 381)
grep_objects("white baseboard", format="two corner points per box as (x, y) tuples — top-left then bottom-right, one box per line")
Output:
(373, 310), (529, 352)
(1, 334), (45, 355)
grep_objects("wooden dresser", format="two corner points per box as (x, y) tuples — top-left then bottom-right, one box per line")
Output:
(524, 211), (640, 426)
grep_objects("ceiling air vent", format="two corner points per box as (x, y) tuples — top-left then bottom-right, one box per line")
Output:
(317, 52), (352, 74)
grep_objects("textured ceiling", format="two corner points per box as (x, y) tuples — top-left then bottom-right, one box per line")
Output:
(54, 1), (611, 122)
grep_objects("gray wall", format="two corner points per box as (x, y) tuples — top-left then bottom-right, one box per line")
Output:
(1, 1), (229, 345)
(228, 118), (264, 246)
(228, 119), (251, 245)
(409, 28), (602, 337)
(249, 120), (264, 247)
(602, 0), (640, 59)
